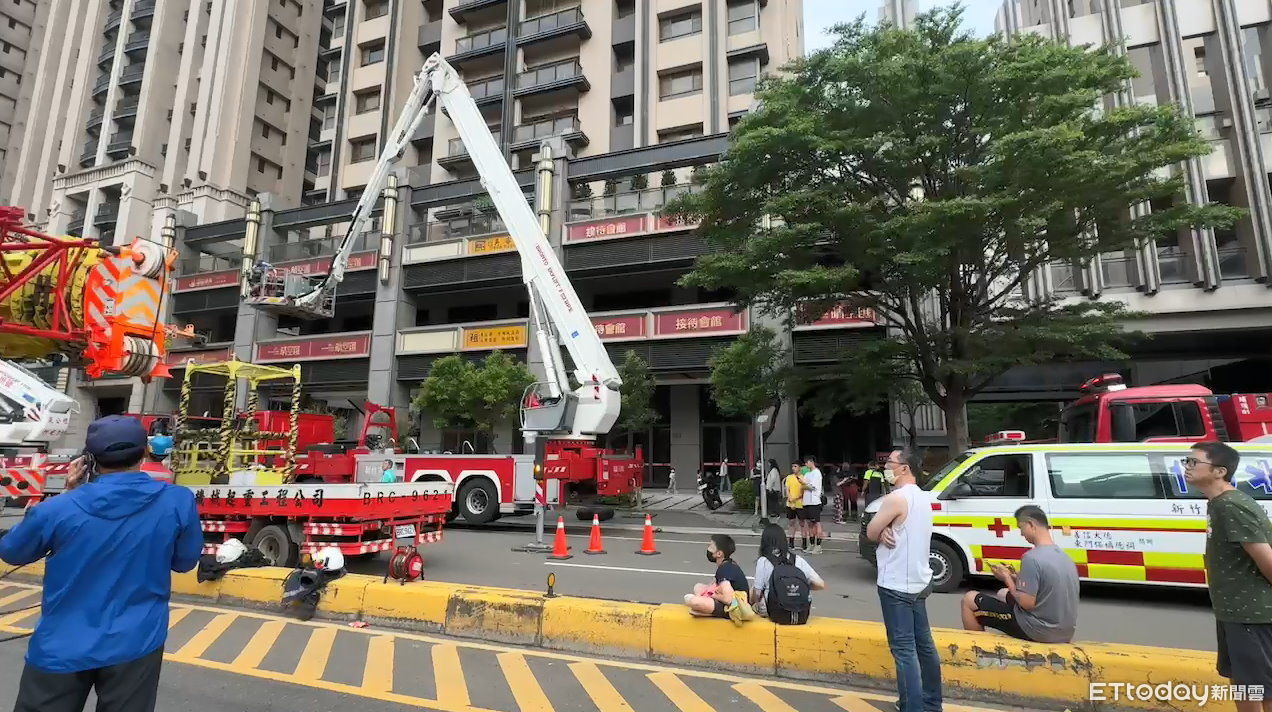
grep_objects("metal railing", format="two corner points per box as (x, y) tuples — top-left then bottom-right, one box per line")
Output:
(95, 204), (119, 222)
(1217, 244), (1248, 279)
(518, 7), (584, 37)
(267, 232), (378, 262)
(446, 136), (475, 157)
(124, 31), (150, 51)
(454, 26), (507, 54)
(566, 184), (699, 221)
(132, 0), (156, 17)
(93, 75), (111, 94)
(1099, 253), (1135, 288)
(97, 45), (115, 64)
(512, 115), (580, 144)
(468, 74), (504, 100)
(1156, 246), (1189, 285)
(408, 214), (506, 244)
(119, 65), (145, 83)
(516, 59), (582, 90)
(178, 254), (239, 276)
(1050, 262), (1079, 293)
(115, 96), (140, 118)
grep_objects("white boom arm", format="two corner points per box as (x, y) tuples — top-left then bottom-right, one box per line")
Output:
(0, 361), (75, 446)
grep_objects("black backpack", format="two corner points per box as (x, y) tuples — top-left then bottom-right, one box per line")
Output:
(765, 552), (812, 625)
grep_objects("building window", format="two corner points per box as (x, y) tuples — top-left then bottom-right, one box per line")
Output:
(614, 96), (634, 126)
(316, 150), (331, 177)
(727, 0), (758, 35)
(349, 135), (377, 162)
(658, 124), (703, 143)
(261, 122), (270, 138)
(354, 88), (381, 114)
(332, 11), (345, 35)
(658, 66), (703, 100)
(360, 40), (385, 66)
(365, 0), (387, 20)
(728, 57), (759, 95)
(659, 9), (701, 42)
(615, 0), (635, 19)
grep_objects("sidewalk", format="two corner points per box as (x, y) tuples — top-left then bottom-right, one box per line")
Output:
(618, 493), (863, 540)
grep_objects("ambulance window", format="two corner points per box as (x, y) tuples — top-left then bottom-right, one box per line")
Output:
(1160, 453), (1203, 499)
(1235, 453), (1272, 501)
(956, 454), (1032, 497)
(1047, 453), (1161, 499)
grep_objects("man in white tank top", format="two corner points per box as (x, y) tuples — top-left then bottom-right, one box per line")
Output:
(866, 447), (942, 712)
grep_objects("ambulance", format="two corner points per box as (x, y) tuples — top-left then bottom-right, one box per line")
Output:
(859, 441), (1272, 593)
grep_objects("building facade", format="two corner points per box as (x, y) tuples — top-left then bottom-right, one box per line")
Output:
(0, 0), (49, 193)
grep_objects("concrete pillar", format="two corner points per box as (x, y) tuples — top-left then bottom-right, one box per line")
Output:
(368, 173), (415, 416)
(669, 384), (701, 481)
(232, 197), (276, 407)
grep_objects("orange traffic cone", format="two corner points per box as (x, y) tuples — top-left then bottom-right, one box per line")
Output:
(548, 516), (572, 560)
(584, 514), (606, 554)
(635, 513), (660, 556)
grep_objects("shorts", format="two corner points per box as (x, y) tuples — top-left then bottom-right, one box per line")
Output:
(799, 504), (823, 522)
(1217, 620), (1272, 685)
(972, 593), (1030, 640)
(785, 506), (802, 520)
(711, 599), (730, 619)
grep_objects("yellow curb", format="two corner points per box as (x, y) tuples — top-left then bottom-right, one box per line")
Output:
(444, 586), (545, 645)
(650, 603), (777, 673)
(361, 580), (450, 631)
(541, 596), (652, 656)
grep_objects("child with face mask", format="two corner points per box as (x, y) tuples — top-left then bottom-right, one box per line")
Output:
(683, 534), (755, 624)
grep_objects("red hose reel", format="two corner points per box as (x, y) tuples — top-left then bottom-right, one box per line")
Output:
(385, 546), (424, 584)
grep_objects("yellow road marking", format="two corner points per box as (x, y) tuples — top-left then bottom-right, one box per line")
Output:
(171, 612), (236, 659)
(293, 626), (337, 679)
(0, 603), (39, 627)
(0, 587), (37, 608)
(833, 694), (884, 712)
(497, 652), (556, 712)
(431, 643), (471, 707)
(648, 672), (713, 712)
(231, 619), (286, 669)
(735, 682), (799, 712)
(362, 635), (395, 692)
(568, 662), (635, 712)
(168, 607), (191, 628)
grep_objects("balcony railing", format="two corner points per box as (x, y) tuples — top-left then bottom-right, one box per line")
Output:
(1217, 244), (1248, 279)
(449, 0), (507, 22)
(105, 8), (123, 31)
(1050, 262), (1079, 293)
(119, 65), (145, 84)
(92, 75), (111, 95)
(408, 214), (506, 245)
(453, 26), (507, 55)
(87, 109), (105, 132)
(94, 204), (120, 224)
(1099, 252), (1135, 288)
(268, 232), (378, 262)
(178, 254), (239, 276)
(512, 115), (581, 145)
(1156, 246), (1189, 285)
(124, 31), (150, 52)
(447, 137), (470, 157)
(97, 44), (115, 64)
(516, 59), (584, 91)
(517, 7), (588, 42)
(566, 185), (699, 222)
(132, 0), (156, 20)
(67, 213), (86, 236)
(469, 75), (505, 101)
(115, 96), (140, 120)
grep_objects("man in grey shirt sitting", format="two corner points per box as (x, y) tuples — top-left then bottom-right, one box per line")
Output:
(960, 505), (1080, 643)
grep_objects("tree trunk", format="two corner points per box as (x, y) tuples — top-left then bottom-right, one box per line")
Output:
(944, 393), (971, 455)
(761, 399), (784, 442)
(906, 408), (919, 451)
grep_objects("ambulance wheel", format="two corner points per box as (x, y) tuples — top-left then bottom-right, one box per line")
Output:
(929, 540), (964, 594)
(457, 479), (498, 524)
(252, 525), (299, 568)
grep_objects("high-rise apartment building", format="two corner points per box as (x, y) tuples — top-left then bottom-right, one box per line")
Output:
(0, 0), (49, 193)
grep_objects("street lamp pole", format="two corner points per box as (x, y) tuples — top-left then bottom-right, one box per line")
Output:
(756, 413), (770, 523)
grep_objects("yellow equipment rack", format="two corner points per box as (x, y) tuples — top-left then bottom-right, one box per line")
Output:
(172, 359), (302, 486)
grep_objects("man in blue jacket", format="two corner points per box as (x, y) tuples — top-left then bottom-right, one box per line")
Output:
(0, 415), (203, 712)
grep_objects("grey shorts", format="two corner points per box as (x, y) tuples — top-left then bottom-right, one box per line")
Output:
(1217, 620), (1272, 685)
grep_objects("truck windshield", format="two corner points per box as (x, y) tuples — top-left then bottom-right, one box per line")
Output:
(1059, 404), (1096, 443)
(921, 453), (971, 491)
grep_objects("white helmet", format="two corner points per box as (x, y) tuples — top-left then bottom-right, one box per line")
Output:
(312, 546), (345, 572)
(215, 538), (247, 564)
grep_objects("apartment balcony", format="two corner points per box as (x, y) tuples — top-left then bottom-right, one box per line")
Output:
(106, 131), (133, 157)
(124, 31), (149, 54)
(79, 148), (96, 168)
(131, 0), (156, 24)
(509, 115), (586, 151)
(92, 75), (111, 98)
(269, 232), (377, 263)
(114, 96), (139, 123)
(67, 213), (86, 237)
(411, 116), (435, 143)
(104, 8), (123, 32)
(177, 254), (239, 276)
(418, 19), (441, 53)
(514, 59), (588, 99)
(86, 108), (105, 134)
(516, 7), (590, 48)
(97, 44), (115, 66)
(467, 75), (505, 106)
(567, 185), (701, 222)
(437, 137), (474, 170)
(407, 213), (506, 245)
(448, 0), (506, 24)
(118, 65), (145, 88)
(447, 26), (507, 66)
(324, 1), (347, 17)
(94, 203), (119, 227)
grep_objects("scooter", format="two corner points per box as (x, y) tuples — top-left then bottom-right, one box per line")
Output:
(697, 469), (724, 510)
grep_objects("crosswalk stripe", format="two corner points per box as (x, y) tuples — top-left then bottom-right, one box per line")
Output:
(362, 635), (395, 692)
(231, 619), (287, 669)
(497, 652), (555, 712)
(167, 607), (191, 628)
(0, 588), (37, 608)
(172, 613), (236, 659)
(832, 694), (885, 712)
(734, 681), (799, 712)
(648, 672), (714, 712)
(0, 603), (39, 627)
(431, 643), (471, 706)
(568, 662), (635, 712)
(293, 626), (338, 679)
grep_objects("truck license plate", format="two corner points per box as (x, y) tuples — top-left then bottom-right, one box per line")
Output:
(394, 524), (417, 539)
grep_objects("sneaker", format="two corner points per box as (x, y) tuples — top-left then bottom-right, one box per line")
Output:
(814, 544), (824, 555)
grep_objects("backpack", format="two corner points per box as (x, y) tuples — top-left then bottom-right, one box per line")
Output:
(765, 553), (812, 625)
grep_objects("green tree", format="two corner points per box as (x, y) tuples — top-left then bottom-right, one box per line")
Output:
(612, 350), (659, 440)
(669, 8), (1239, 452)
(707, 326), (799, 441)
(661, 170), (678, 188)
(413, 351), (534, 450)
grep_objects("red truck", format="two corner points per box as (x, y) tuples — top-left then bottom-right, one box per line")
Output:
(1058, 374), (1272, 444)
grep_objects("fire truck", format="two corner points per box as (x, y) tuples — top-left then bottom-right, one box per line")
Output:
(245, 53), (643, 526)
(0, 207), (187, 502)
(1058, 373), (1272, 444)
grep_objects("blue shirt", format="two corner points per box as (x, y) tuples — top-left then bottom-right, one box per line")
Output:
(0, 471), (203, 672)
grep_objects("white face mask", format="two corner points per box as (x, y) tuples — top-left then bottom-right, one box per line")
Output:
(883, 468), (899, 485)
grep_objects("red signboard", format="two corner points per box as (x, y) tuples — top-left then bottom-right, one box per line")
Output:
(653, 214), (698, 232)
(277, 251), (377, 277)
(652, 307), (745, 337)
(165, 348), (231, 367)
(805, 304), (878, 327)
(255, 334), (371, 363)
(592, 314), (646, 340)
(566, 215), (647, 242)
(174, 270), (239, 292)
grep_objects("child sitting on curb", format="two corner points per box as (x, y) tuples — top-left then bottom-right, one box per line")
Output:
(684, 534), (756, 625)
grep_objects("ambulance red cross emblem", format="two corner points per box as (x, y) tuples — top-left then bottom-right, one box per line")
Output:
(988, 518), (1011, 538)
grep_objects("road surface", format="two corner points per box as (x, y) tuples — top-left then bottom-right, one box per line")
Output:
(0, 581), (1030, 712)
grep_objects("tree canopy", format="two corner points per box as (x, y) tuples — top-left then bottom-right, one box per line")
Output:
(414, 351), (534, 444)
(707, 326), (799, 440)
(669, 8), (1239, 451)
(612, 350), (659, 438)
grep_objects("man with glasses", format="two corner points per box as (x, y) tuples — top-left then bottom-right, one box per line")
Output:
(1186, 440), (1272, 712)
(866, 447), (941, 712)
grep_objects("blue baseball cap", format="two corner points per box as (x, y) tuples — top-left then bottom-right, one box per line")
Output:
(85, 415), (147, 466)
(148, 434), (174, 457)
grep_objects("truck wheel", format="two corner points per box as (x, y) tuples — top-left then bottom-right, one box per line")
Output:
(929, 540), (965, 594)
(251, 525), (299, 568)
(574, 506), (615, 522)
(457, 479), (498, 524)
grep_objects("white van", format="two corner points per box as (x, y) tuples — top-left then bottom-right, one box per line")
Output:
(859, 443), (1272, 592)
